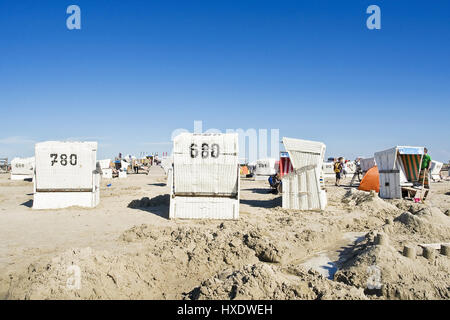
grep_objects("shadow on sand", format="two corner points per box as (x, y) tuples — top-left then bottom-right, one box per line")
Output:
(21, 200), (33, 208)
(242, 188), (274, 195)
(240, 197), (281, 208)
(127, 195), (170, 219)
(148, 183), (166, 187)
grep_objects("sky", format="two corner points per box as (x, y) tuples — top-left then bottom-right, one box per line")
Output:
(0, 0), (449, 162)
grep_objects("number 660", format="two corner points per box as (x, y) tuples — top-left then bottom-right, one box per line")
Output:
(190, 143), (219, 159)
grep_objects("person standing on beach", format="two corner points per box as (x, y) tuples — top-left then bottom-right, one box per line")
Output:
(342, 160), (348, 178)
(419, 148), (432, 189)
(334, 157), (344, 186)
(133, 159), (140, 174)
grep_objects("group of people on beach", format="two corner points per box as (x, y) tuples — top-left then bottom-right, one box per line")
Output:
(333, 148), (433, 189)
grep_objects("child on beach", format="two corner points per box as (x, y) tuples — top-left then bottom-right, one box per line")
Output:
(334, 157), (344, 186)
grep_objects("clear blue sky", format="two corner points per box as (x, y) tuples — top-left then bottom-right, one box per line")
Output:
(1, 0), (449, 162)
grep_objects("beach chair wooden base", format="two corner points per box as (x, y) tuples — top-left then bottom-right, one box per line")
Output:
(401, 186), (430, 202)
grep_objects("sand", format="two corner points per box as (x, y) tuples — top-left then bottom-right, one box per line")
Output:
(0, 167), (449, 300)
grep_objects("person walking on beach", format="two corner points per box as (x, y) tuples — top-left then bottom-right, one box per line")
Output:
(419, 147), (432, 189)
(350, 157), (362, 186)
(334, 157), (344, 186)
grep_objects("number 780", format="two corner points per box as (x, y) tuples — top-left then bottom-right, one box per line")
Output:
(50, 154), (78, 166)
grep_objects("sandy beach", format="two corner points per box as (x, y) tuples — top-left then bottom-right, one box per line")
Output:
(0, 167), (448, 300)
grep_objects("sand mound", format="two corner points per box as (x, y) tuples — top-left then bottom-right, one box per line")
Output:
(120, 224), (169, 242)
(387, 202), (450, 244)
(6, 224), (261, 299)
(395, 211), (450, 240)
(334, 200), (450, 300)
(6, 227), (259, 300)
(342, 189), (400, 216)
(186, 263), (367, 300)
(243, 229), (286, 263)
(120, 217), (341, 267)
(121, 223), (282, 265)
(5, 247), (158, 299)
(391, 201), (431, 215)
(335, 189), (403, 231)
(334, 237), (450, 300)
